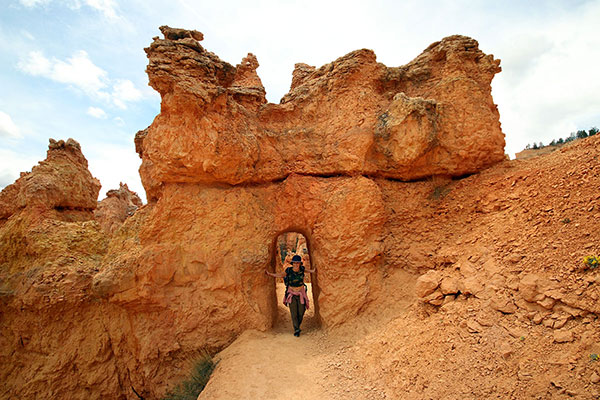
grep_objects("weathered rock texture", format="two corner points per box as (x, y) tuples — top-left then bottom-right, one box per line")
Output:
(0, 139), (102, 274)
(199, 135), (600, 400)
(1, 27), (511, 399)
(0, 138), (100, 223)
(352, 135), (600, 399)
(122, 26), (506, 349)
(94, 182), (143, 234)
(138, 27), (504, 200)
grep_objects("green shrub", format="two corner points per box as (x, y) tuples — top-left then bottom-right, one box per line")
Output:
(162, 353), (216, 400)
(583, 256), (599, 269)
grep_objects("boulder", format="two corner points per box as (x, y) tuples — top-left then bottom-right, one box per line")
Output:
(553, 329), (574, 343)
(416, 271), (441, 298)
(440, 276), (461, 295)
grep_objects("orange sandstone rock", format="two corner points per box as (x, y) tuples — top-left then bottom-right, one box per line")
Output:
(1, 27), (516, 400)
(0, 138), (100, 221)
(96, 174), (384, 329)
(94, 182), (142, 234)
(138, 28), (505, 196)
(0, 139), (103, 273)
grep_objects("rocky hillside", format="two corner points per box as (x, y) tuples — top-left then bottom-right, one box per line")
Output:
(351, 133), (600, 399)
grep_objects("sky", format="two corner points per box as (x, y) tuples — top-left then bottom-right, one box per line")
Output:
(1, 0), (599, 203)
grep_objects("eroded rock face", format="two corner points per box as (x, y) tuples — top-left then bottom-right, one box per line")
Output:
(116, 27), (502, 395)
(94, 183), (143, 234)
(0, 138), (101, 221)
(137, 28), (504, 198)
(95, 174), (384, 329)
(0, 139), (103, 274)
(80, 173), (384, 397)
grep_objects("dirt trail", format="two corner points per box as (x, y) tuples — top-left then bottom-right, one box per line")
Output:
(200, 273), (416, 399)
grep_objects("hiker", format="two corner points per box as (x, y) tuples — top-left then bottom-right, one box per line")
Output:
(265, 254), (316, 337)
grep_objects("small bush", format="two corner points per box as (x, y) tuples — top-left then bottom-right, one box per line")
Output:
(583, 255), (599, 269)
(430, 185), (450, 200)
(162, 353), (216, 400)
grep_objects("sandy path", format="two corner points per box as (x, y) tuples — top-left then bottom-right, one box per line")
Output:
(200, 272), (416, 399)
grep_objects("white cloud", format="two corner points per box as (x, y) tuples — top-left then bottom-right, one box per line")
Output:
(19, 0), (120, 19)
(17, 50), (145, 109)
(87, 106), (107, 119)
(52, 50), (109, 94)
(19, 0), (50, 7)
(18, 50), (108, 96)
(0, 111), (21, 139)
(17, 50), (52, 76)
(83, 0), (119, 19)
(112, 79), (143, 109)
(113, 117), (125, 126)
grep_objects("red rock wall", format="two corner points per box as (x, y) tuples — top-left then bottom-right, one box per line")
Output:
(0, 26), (508, 399)
(94, 182), (143, 234)
(138, 28), (505, 198)
(0, 138), (100, 223)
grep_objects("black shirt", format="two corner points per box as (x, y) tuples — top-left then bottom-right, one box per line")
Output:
(285, 266), (305, 287)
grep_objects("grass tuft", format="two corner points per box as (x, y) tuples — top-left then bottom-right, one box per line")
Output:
(161, 353), (216, 400)
(428, 175), (451, 201)
(430, 185), (450, 201)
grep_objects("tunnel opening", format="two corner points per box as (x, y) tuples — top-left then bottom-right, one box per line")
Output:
(268, 230), (321, 332)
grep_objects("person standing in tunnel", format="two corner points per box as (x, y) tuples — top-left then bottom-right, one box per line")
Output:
(265, 254), (316, 336)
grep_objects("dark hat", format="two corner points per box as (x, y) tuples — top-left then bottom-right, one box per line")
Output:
(291, 255), (302, 263)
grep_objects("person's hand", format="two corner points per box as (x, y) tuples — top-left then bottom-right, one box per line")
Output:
(264, 269), (270, 275)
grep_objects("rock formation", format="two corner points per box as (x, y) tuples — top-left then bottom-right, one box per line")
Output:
(0, 138), (103, 273)
(128, 24), (506, 333)
(196, 134), (600, 399)
(0, 138), (100, 223)
(94, 182), (143, 234)
(0, 26), (516, 399)
(138, 28), (504, 201)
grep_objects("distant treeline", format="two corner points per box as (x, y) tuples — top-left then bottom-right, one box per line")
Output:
(525, 126), (598, 150)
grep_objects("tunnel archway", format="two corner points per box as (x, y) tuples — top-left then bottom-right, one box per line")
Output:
(268, 230), (321, 331)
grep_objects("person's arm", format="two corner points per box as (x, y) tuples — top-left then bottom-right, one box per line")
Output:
(265, 270), (286, 278)
(305, 268), (316, 273)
